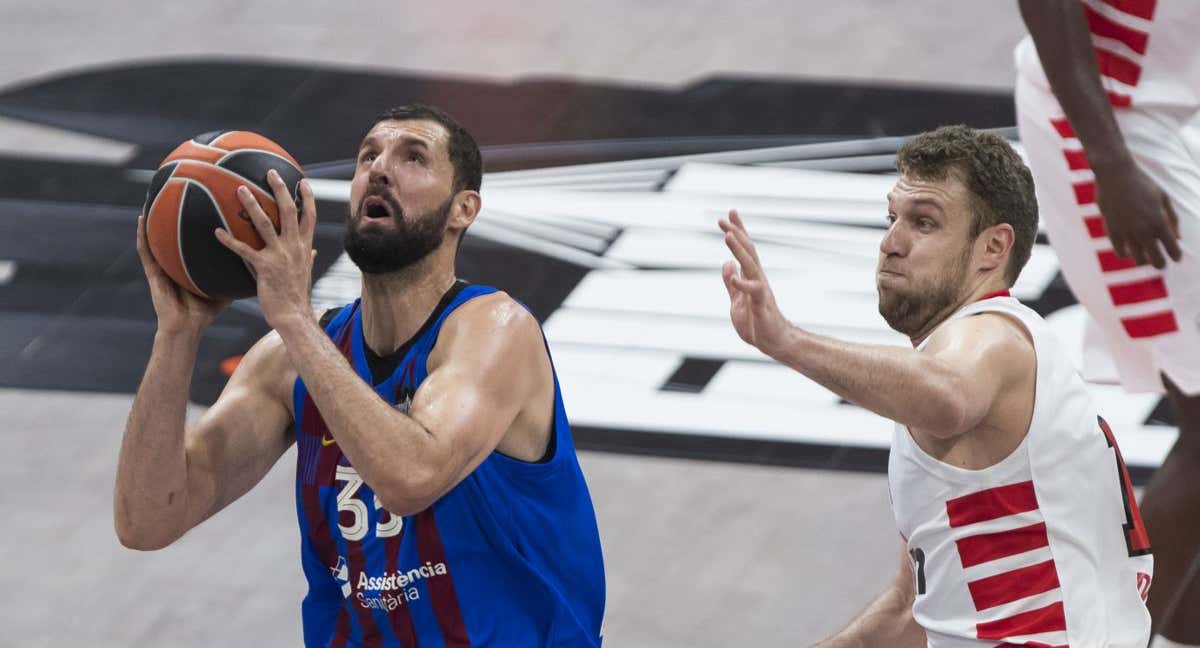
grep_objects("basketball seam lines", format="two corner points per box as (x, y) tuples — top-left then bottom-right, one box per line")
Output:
(215, 148), (300, 171)
(145, 173), (173, 219)
(183, 140), (228, 155)
(174, 160), (278, 200)
(169, 178), (209, 299)
(181, 178), (260, 285)
(208, 132), (236, 148)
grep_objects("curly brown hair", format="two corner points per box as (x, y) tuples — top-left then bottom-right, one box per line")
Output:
(895, 125), (1038, 286)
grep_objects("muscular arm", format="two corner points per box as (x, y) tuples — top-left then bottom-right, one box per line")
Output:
(114, 330), (295, 550)
(1018, 0), (1129, 166)
(273, 292), (546, 516)
(1018, 0), (1182, 268)
(767, 314), (1028, 439)
(813, 546), (926, 648)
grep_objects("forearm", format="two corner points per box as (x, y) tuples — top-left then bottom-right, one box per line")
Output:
(114, 330), (202, 549)
(276, 317), (432, 511)
(814, 586), (924, 648)
(1019, 0), (1132, 168)
(768, 326), (968, 433)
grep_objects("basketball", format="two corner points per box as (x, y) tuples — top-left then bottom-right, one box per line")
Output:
(143, 131), (306, 300)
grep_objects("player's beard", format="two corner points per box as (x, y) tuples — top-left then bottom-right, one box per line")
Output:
(343, 190), (453, 275)
(877, 244), (972, 338)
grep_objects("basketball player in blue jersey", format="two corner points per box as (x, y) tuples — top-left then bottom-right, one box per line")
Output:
(114, 103), (606, 647)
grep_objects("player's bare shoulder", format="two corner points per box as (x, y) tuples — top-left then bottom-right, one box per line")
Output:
(431, 290), (545, 368)
(431, 290), (553, 460)
(925, 310), (1034, 370)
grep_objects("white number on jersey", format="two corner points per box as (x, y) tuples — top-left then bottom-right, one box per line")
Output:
(334, 465), (404, 541)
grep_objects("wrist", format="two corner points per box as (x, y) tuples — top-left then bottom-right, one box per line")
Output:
(153, 327), (204, 350)
(759, 322), (798, 361)
(273, 311), (317, 340)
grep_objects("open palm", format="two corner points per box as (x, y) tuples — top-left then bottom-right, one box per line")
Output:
(719, 210), (789, 357)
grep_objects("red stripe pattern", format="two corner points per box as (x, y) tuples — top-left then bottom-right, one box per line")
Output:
(946, 481), (1068, 642)
(1084, 3), (1148, 54)
(1048, 90), (1180, 339)
(1071, 181), (1096, 206)
(1088, 0), (1155, 108)
(946, 481), (1040, 528)
(417, 509), (472, 647)
(1082, 215), (1107, 238)
(1096, 250), (1139, 272)
(977, 602), (1067, 641)
(300, 305), (422, 645)
(968, 560), (1060, 611)
(1099, 0), (1157, 21)
(956, 522), (1050, 569)
(301, 313), (367, 645)
(1107, 91), (1132, 108)
(384, 532), (419, 646)
(1050, 118), (1075, 139)
(1094, 47), (1142, 86)
(346, 506), (385, 648)
(330, 613), (352, 648)
(1121, 310), (1179, 338)
(1107, 276), (1168, 305)
(1062, 149), (1089, 171)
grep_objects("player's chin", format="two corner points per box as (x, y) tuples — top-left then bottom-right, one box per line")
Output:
(350, 213), (393, 233)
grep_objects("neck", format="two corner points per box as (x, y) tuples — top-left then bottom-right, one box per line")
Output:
(359, 249), (457, 356)
(908, 275), (1011, 348)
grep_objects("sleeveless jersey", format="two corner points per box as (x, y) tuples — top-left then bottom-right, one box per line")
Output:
(292, 284), (606, 647)
(1016, 0), (1200, 111)
(888, 295), (1153, 647)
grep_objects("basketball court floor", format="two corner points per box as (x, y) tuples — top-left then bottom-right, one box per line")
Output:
(0, 2), (1172, 646)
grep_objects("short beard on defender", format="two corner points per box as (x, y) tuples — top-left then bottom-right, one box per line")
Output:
(878, 245), (971, 337)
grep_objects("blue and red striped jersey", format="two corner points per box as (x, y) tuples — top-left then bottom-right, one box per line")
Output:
(292, 284), (605, 647)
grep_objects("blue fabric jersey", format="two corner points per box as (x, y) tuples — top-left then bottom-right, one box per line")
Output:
(292, 284), (605, 647)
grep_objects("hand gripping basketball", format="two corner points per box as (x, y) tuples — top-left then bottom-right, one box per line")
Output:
(142, 131), (306, 301)
(215, 170), (318, 332)
(135, 211), (229, 335)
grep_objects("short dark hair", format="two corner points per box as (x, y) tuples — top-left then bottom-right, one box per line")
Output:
(367, 103), (482, 194)
(895, 125), (1038, 286)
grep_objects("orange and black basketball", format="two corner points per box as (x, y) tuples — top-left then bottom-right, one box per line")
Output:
(143, 131), (305, 300)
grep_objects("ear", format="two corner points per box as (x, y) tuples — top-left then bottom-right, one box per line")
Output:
(976, 223), (1015, 273)
(448, 190), (482, 233)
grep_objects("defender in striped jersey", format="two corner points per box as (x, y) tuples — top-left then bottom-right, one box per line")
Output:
(720, 126), (1152, 646)
(114, 103), (605, 646)
(1016, 2), (1200, 642)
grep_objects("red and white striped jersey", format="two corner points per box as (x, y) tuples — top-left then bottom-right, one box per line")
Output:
(888, 295), (1153, 647)
(1016, 0), (1200, 110)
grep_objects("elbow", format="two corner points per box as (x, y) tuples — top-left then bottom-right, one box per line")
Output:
(375, 494), (433, 519)
(930, 402), (972, 440)
(114, 519), (177, 552)
(113, 502), (181, 551)
(921, 381), (975, 440)
(375, 469), (441, 517)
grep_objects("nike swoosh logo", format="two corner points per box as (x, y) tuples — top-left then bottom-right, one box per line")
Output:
(321, 435), (336, 446)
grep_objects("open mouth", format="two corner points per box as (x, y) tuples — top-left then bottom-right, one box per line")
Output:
(362, 195), (393, 222)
